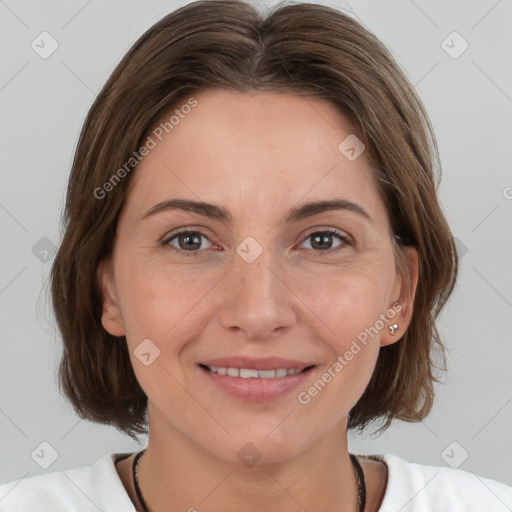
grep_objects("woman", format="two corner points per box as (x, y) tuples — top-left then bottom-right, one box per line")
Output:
(1, 1), (510, 511)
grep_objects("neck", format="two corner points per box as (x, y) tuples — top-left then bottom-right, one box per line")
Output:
(135, 411), (362, 512)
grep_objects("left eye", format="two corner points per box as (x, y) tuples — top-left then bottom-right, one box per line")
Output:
(298, 229), (349, 252)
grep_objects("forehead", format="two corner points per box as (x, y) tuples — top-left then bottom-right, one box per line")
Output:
(124, 88), (386, 226)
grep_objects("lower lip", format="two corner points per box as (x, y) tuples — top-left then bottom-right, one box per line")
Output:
(198, 365), (315, 403)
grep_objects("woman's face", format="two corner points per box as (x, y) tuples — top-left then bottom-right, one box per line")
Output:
(100, 88), (417, 464)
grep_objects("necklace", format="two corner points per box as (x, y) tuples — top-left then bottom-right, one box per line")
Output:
(132, 449), (366, 512)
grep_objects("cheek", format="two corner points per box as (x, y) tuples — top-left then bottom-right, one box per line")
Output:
(293, 268), (393, 419)
(114, 251), (218, 345)
(292, 258), (396, 349)
(289, 258), (395, 407)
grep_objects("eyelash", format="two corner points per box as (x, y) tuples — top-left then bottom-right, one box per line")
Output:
(161, 229), (351, 258)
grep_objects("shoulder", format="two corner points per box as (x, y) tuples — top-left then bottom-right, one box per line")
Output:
(377, 453), (512, 512)
(0, 453), (135, 512)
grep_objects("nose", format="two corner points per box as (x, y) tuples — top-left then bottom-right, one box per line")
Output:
(217, 243), (297, 341)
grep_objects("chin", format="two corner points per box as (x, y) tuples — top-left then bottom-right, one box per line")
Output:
(209, 429), (315, 468)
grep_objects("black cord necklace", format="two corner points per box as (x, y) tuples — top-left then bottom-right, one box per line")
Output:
(132, 449), (366, 512)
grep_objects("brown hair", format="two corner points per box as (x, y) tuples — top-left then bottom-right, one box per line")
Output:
(50, 0), (457, 439)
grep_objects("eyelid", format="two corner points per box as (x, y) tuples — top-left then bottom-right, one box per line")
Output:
(161, 226), (353, 257)
(295, 228), (352, 252)
(160, 225), (352, 243)
(161, 229), (217, 248)
(299, 226), (352, 242)
(159, 225), (216, 244)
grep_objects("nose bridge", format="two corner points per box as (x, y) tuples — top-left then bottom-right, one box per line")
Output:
(235, 235), (280, 303)
(218, 234), (295, 339)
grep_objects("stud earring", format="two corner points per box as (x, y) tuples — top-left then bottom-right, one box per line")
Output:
(389, 323), (399, 335)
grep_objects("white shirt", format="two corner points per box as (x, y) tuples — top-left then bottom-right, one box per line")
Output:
(0, 452), (511, 511)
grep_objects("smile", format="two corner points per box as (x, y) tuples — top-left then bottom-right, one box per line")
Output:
(200, 365), (313, 378)
(197, 359), (317, 402)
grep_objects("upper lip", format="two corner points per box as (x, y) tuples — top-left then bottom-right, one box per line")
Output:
(199, 356), (316, 371)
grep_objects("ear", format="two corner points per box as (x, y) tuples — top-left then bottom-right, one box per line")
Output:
(97, 258), (126, 337)
(380, 246), (419, 347)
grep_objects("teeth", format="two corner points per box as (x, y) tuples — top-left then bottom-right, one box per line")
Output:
(240, 368), (260, 378)
(227, 367), (239, 377)
(206, 366), (306, 378)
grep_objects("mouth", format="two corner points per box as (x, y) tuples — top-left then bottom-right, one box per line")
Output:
(197, 358), (317, 402)
(199, 364), (315, 378)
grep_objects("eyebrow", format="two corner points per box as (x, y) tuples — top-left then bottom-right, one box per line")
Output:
(140, 198), (372, 224)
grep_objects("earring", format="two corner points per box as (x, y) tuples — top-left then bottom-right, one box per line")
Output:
(389, 323), (399, 335)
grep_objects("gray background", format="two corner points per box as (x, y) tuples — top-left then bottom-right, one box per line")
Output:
(1, 0), (511, 488)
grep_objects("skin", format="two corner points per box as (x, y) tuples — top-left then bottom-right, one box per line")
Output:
(99, 88), (419, 512)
